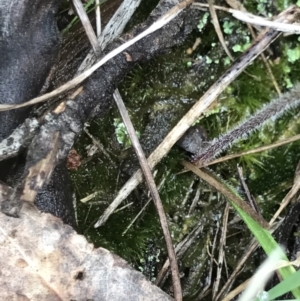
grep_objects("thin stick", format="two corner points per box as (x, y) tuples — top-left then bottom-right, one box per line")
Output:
(207, 0), (234, 61)
(80, 191), (100, 203)
(197, 231), (218, 299)
(72, 0), (101, 55)
(188, 182), (201, 214)
(213, 202), (229, 300)
(216, 240), (257, 300)
(114, 202), (133, 213)
(237, 165), (260, 214)
(122, 199), (151, 235)
(122, 171), (169, 236)
(220, 279), (251, 301)
(207, 134), (300, 166)
(0, 0), (195, 112)
(181, 178), (195, 208)
(95, 0), (101, 37)
(84, 128), (117, 168)
(155, 220), (204, 287)
(113, 90), (183, 301)
(193, 2), (300, 34)
(269, 160), (300, 225)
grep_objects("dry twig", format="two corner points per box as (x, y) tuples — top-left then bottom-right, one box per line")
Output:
(207, 134), (300, 166)
(207, 0), (234, 61)
(113, 90), (183, 300)
(213, 203), (229, 299)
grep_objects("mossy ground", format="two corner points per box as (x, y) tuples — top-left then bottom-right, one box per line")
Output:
(69, 0), (300, 299)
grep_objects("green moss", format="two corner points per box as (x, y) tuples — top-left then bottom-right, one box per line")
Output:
(70, 1), (300, 298)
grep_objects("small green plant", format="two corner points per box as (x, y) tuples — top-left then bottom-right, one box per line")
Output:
(114, 118), (140, 148)
(286, 47), (300, 63)
(62, 0), (107, 34)
(223, 20), (235, 34)
(254, 269), (300, 300)
(206, 56), (212, 64)
(256, 0), (271, 16)
(197, 12), (209, 32)
(223, 56), (231, 66)
(232, 38), (251, 53)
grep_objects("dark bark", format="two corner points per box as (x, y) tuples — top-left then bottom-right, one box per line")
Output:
(0, 0), (61, 141)
(0, 0), (79, 226)
(0, 0), (201, 226)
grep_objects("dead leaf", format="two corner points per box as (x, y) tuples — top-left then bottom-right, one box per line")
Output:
(124, 51), (133, 61)
(67, 148), (81, 170)
(0, 203), (172, 300)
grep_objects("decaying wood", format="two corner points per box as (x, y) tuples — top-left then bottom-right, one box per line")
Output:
(0, 118), (39, 161)
(0, 0), (200, 215)
(0, 0), (195, 112)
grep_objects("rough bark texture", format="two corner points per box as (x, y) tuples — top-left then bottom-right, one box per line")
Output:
(0, 0), (61, 140)
(0, 0), (79, 226)
(25, 0), (199, 171)
(0, 0), (200, 226)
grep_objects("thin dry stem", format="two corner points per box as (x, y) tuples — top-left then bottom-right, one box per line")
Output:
(207, 0), (234, 61)
(95, 0), (101, 37)
(213, 202), (229, 299)
(113, 89), (183, 300)
(72, 0), (101, 55)
(207, 134), (300, 166)
(220, 279), (251, 301)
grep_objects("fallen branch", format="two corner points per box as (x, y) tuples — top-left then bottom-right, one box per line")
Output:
(0, 0), (195, 112)
(1, 0), (200, 217)
(0, 118), (39, 161)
